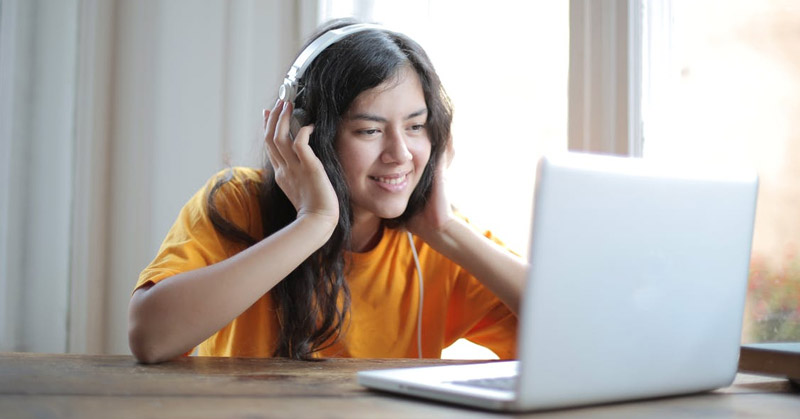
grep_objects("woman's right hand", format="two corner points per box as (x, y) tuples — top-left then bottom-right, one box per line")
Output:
(130, 104), (341, 363)
(264, 100), (339, 233)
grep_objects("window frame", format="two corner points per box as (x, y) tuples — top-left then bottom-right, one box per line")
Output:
(568, 0), (643, 157)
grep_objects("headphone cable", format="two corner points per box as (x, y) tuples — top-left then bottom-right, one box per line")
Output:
(407, 231), (424, 359)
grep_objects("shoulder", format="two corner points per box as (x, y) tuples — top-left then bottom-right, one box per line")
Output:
(137, 168), (266, 289)
(206, 167), (263, 196)
(188, 167), (266, 237)
(203, 167), (263, 209)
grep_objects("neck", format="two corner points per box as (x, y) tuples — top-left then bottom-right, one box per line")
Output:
(350, 212), (383, 253)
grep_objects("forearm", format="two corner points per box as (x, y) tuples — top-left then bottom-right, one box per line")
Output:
(424, 217), (528, 314)
(128, 214), (334, 363)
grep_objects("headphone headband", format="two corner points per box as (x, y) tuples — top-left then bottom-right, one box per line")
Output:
(278, 23), (387, 103)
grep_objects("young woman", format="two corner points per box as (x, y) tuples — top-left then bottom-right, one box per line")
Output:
(128, 18), (528, 364)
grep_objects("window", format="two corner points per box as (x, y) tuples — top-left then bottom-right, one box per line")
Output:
(644, 0), (800, 342)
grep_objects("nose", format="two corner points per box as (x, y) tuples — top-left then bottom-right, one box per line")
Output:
(381, 127), (413, 164)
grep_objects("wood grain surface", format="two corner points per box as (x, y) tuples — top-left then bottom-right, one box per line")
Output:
(1, 353), (798, 418)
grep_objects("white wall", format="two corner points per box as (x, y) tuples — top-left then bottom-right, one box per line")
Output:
(0, 0), (77, 353)
(104, 0), (302, 354)
(0, 0), (306, 354)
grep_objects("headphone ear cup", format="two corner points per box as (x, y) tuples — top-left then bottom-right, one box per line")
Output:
(289, 108), (310, 140)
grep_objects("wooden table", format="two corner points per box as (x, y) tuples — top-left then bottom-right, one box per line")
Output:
(1, 353), (798, 418)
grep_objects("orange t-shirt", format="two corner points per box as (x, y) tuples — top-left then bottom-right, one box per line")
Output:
(136, 168), (518, 359)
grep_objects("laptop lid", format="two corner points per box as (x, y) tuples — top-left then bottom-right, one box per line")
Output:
(358, 152), (759, 411)
(515, 153), (759, 409)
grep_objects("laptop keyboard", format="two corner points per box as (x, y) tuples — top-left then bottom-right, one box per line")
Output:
(448, 375), (518, 391)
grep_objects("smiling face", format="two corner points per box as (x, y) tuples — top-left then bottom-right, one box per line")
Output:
(336, 65), (432, 228)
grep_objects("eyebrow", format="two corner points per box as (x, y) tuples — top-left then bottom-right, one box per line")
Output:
(349, 107), (428, 123)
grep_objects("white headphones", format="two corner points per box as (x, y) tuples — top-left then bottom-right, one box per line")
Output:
(278, 23), (387, 104)
(278, 23), (388, 139)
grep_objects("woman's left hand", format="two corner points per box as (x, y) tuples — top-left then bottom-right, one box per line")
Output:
(407, 135), (526, 313)
(406, 136), (456, 241)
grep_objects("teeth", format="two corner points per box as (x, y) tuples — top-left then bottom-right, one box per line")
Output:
(374, 174), (407, 184)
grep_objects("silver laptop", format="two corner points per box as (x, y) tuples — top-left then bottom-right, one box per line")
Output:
(358, 152), (759, 411)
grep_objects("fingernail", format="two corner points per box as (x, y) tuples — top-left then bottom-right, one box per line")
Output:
(274, 98), (281, 108)
(262, 109), (267, 119)
(282, 101), (289, 111)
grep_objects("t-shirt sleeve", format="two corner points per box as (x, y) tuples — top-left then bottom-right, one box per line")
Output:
(135, 168), (260, 292)
(444, 216), (520, 359)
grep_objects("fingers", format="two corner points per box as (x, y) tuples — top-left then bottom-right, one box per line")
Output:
(274, 101), (300, 166)
(265, 99), (318, 173)
(264, 100), (286, 168)
(292, 125), (318, 168)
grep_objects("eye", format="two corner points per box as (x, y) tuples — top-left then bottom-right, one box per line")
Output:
(357, 128), (381, 136)
(409, 124), (425, 132)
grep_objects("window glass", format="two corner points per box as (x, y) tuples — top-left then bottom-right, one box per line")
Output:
(644, 0), (800, 342)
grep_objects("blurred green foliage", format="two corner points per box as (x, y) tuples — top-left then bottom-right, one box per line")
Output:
(745, 248), (800, 342)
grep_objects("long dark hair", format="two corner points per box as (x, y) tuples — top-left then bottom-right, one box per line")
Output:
(206, 18), (453, 359)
